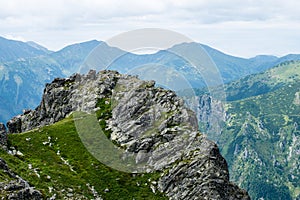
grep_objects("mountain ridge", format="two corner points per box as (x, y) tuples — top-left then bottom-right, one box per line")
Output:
(1, 36), (300, 125)
(0, 36), (50, 63)
(225, 60), (300, 101)
(1, 70), (250, 199)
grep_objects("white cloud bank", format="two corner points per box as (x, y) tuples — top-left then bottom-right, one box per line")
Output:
(0, 0), (299, 57)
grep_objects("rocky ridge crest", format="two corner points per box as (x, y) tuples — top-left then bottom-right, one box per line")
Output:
(6, 70), (250, 200)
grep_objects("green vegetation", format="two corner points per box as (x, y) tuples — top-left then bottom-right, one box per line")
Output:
(225, 60), (300, 101)
(0, 117), (166, 199)
(192, 60), (300, 199)
(219, 81), (300, 200)
(96, 98), (113, 138)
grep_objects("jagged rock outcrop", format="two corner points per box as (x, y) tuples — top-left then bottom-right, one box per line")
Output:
(0, 123), (7, 146)
(6, 70), (250, 200)
(0, 158), (42, 199)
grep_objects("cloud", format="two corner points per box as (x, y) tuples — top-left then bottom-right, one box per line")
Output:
(0, 0), (299, 57)
(4, 34), (26, 42)
(1, 0), (298, 26)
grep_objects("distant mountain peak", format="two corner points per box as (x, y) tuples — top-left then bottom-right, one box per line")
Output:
(250, 54), (278, 60)
(56, 40), (102, 52)
(26, 41), (52, 54)
(0, 36), (49, 63)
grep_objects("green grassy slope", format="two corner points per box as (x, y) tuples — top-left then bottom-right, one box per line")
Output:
(225, 60), (300, 101)
(0, 117), (166, 199)
(220, 82), (300, 200)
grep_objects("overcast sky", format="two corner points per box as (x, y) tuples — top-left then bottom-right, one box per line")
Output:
(0, 0), (299, 57)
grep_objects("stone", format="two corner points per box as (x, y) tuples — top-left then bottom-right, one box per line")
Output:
(16, 150), (24, 157)
(104, 188), (110, 193)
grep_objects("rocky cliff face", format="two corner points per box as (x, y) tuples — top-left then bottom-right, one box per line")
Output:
(6, 70), (250, 200)
(186, 94), (226, 142)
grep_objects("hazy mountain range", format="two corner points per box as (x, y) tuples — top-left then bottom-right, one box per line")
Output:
(1, 36), (300, 123)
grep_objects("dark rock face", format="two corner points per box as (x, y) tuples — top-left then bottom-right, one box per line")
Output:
(6, 74), (78, 133)
(0, 123), (7, 146)
(159, 143), (249, 200)
(6, 70), (108, 133)
(0, 158), (43, 199)
(198, 95), (225, 132)
(6, 70), (250, 200)
(186, 94), (226, 142)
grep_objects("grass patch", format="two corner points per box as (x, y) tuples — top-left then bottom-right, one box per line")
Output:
(0, 117), (167, 199)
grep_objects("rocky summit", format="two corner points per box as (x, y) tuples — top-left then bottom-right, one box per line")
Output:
(5, 70), (249, 199)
